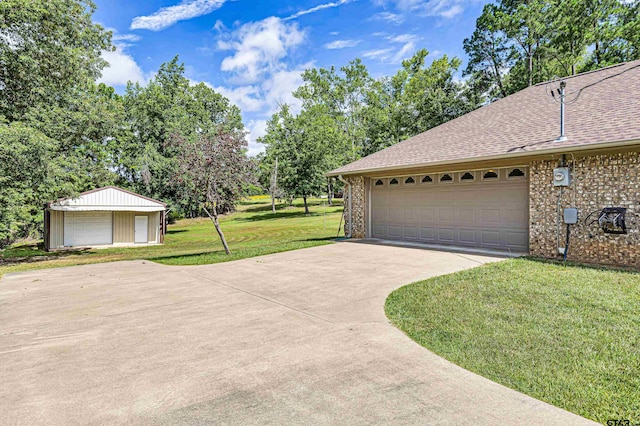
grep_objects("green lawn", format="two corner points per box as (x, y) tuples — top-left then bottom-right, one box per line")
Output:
(385, 258), (640, 424)
(0, 196), (343, 278)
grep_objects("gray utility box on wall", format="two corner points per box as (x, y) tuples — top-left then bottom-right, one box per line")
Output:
(553, 167), (571, 186)
(564, 208), (578, 224)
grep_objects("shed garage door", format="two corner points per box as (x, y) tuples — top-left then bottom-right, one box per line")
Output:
(63, 212), (113, 247)
(371, 169), (529, 252)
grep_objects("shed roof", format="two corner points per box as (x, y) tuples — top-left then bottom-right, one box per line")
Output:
(48, 186), (166, 212)
(328, 60), (640, 176)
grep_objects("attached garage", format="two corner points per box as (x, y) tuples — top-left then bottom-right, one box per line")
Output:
(44, 187), (166, 251)
(370, 168), (529, 253)
(328, 61), (640, 265)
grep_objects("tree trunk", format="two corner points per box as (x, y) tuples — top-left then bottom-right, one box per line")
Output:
(202, 205), (231, 255)
(303, 194), (310, 214)
(327, 178), (333, 206)
(528, 48), (533, 87)
(271, 156), (278, 213)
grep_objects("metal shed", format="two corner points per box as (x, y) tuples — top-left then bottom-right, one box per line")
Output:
(44, 187), (167, 251)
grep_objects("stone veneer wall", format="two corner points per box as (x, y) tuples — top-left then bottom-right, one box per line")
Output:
(343, 176), (366, 238)
(530, 151), (640, 267)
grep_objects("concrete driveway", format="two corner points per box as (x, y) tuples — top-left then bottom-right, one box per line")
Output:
(0, 243), (593, 425)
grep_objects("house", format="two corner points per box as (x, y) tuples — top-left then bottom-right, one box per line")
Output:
(44, 186), (166, 251)
(328, 60), (640, 267)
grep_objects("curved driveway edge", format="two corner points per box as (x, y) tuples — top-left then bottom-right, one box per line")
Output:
(0, 243), (595, 425)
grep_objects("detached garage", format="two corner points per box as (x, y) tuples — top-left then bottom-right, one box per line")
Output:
(44, 187), (166, 251)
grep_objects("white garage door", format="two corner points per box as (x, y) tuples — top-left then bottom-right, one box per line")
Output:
(371, 168), (529, 253)
(64, 212), (113, 247)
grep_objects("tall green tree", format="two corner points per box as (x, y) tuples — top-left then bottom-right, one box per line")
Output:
(122, 56), (244, 213)
(464, 0), (640, 98)
(259, 105), (333, 214)
(25, 83), (126, 191)
(0, 122), (72, 247)
(0, 0), (113, 121)
(364, 50), (478, 155)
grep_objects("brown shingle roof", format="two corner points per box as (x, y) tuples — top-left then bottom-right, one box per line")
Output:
(328, 60), (640, 176)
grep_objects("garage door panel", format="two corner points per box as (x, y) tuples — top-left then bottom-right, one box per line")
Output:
(372, 207), (387, 222)
(386, 225), (402, 237)
(481, 209), (501, 225)
(480, 230), (501, 246)
(439, 208), (455, 223)
(373, 225), (386, 237)
(389, 193), (404, 204)
(438, 191), (456, 203)
(404, 208), (419, 222)
(389, 208), (404, 221)
(505, 230), (528, 249)
(420, 227), (435, 241)
(459, 229), (477, 244)
(403, 227), (418, 239)
(459, 209), (477, 224)
(420, 209), (435, 222)
(371, 171), (529, 252)
(438, 228), (454, 243)
(504, 209), (528, 225)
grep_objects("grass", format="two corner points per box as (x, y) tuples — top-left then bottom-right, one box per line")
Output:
(385, 258), (640, 424)
(0, 196), (343, 278)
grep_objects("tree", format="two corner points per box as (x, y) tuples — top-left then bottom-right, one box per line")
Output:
(170, 130), (253, 255)
(260, 105), (334, 214)
(0, 122), (72, 248)
(122, 56), (244, 213)
(363, 50), (478, 155)
(463, 0), (640, 99)
(0, 0), (113, 121)
(25, 83), (126, 191)
(294, 59), (371, 161)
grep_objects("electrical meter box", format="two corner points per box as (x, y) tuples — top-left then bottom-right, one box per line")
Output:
(553, 167), (571, 186)
(564, 208), (578, 224)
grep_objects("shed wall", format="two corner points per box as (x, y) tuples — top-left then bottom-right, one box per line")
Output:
(113, 211), (160, 244)
(49, 210), (64, 249)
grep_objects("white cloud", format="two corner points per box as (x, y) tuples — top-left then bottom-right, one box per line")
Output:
(98, 47), (145, 86)
(440, 4), (463, 18)
(323, 39), (361, 49)
(112, 33), (141, 42)
(262, 67), (307, 114)
(131, 0), (227, 31)
(284, 0), (352, 20)
(217, 17), (305, 84)
(362, 48), (394, 59)
(362, 33), (419, 63)
(388, 33), (416, 43)
(246, 119), (268, 156)
(214, 85), (264, 112)
(370, 11), (404, 24)
(392, 40), (416, 62)
(372, 0), (470, 18)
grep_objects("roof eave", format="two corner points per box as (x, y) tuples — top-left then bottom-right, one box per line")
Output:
(326, 138), (640, 177)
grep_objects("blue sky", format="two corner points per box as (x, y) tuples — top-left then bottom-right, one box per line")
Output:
(94, 0), (487, 155)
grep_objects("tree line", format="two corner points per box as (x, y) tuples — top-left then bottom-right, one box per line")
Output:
(1, 0), (638, 249)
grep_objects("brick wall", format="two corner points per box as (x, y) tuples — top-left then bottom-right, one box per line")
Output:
(343, 176), (366, 238)
(529, 151), (640, 267)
